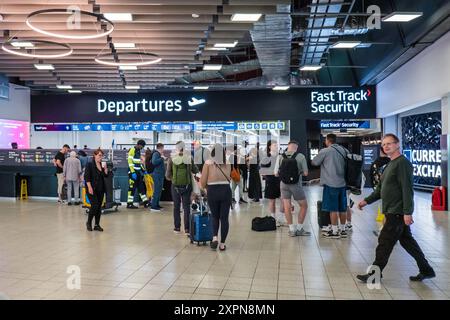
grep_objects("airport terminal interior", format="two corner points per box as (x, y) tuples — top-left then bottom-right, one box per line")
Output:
(0, 0), (449, 301)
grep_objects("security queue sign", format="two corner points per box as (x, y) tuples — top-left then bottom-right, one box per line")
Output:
(403, 149), (442, 180)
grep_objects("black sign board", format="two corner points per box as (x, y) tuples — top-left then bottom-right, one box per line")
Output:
(31, 87), (376, 123)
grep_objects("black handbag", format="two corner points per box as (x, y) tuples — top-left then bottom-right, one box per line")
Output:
(251, 216), (276, 231)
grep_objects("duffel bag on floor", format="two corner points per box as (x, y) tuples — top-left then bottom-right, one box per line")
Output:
(252, 216), (276, 232)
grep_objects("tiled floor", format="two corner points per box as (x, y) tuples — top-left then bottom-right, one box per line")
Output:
(0, 186), (449, 300)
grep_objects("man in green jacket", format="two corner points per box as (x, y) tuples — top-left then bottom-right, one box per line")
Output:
(357, 134), (435, 283)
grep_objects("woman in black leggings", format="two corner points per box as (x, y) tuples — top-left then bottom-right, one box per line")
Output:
(84, 148), (108, 232)
(200, 144), (232, 251)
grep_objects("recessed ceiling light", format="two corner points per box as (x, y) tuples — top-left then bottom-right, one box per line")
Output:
(300, 65), (322, 71)
(68, 90), (82, 93)
(205, 47), (228, 51)
(57, 85), (72, 89)
(119, 65), (138, 70)
(382, 12), (423, 22)
(114, 43), (135, 49)
(34, 64), (55, 70)
(203, 64), (222, 71)
(194, 86), (209, 90)
(125, 85), (140, 90)
(11, 41), (35, 48)
(330, 41), (361, 49)
(273, 86), (290, 91)
(192, 13), (200, 18)
(213, 41), (238, 48)
(103, 13), (133, 21)
(231, 13), (262, 22)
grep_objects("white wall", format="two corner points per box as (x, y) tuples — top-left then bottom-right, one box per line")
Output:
(0, 84), (30, 122)
(377, 31), (450, 118)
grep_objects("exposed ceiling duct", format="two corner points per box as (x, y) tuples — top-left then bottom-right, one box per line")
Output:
(300, 0), (344, 66)
(249, 4), (292, 86)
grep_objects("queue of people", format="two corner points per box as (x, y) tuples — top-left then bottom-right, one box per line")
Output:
(49, 134), (436, 283)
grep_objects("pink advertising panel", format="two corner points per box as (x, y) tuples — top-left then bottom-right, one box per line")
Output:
(0, 119), (30, 149)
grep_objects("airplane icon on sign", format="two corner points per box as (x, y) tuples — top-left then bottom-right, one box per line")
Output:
(188, 97), (206, 107)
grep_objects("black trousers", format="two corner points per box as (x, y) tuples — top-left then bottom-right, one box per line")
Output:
(171, 184), (192, 231)
(373, 214), (433, 274)
(207, 185), (232, 243)
(87, 189), (105, 226)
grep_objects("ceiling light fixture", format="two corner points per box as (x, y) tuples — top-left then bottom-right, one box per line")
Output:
(213, 41), (238, 48)
(330, 41), (361, 49)
(205, 47), (228, 51)
(103, 13), (133, 22)
(95, 52), (162, 67)
(231, 13), (262, 22)
(34, 64), (55, 70)
(11, 41), (34, 48)
(300, 65), (322, 71)
(125, 85), (140, 90)
(114, 43), (136, 49)
(68, 90), (82, 93)
(26, 9), (114, 40)
(119, 65), (138, 70)
(382, 12), (423, 22)
(194, 86), (209, 90)
(273, 86), (290, 91)
(203, 64), (222, 71)
(2, 39), (73, 59)
(192, 13), (200, 18)
(57, 85), (72, 89)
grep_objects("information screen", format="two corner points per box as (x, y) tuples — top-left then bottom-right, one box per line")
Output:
(0, 119), (30, 149)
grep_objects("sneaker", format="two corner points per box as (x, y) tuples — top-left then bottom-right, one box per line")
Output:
(86, 222), (93, 232)
(173, 228), (181, 234)
(75, 202), (81, 206)
(409, 270), (436, 282)
(321, 226), (331, 236)
(252, 199), (260, 203)
(239, 198), (248, 204)
(68, 202), (73, 206)
(288, 230), (297, 237)
(340, 230), (348, 238)
(151, 207), (161, 212)
(323, 230), (340, 239)
(295, 228), (311, 236)
(93, 225), (104, 232)
(346, 224), (353, 232)
(157, 205), (164, 209)
(184, 230), (190, 236)
(143, 200), (150, 208)
(276, 220), (281, 227)
(127, 203), (138, 209)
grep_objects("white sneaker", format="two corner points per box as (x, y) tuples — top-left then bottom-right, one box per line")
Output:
(321, 226), (331, 236)
(346, 224), (353, 232)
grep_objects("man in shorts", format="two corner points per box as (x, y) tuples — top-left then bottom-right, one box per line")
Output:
(312, 134), (348, 239)
(275, 140), (311, 237)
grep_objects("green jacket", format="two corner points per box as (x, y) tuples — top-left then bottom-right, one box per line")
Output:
(365, 155), (414, 215)
(165, 153), (199, 186)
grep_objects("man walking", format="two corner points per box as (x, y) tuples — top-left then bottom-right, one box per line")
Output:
(312, 134), (349, 239)
(357, 134), (435, 282)
(63, 151), (82, 205)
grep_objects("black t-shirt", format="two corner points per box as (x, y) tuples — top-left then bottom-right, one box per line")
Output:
(54, 151), (65, 174)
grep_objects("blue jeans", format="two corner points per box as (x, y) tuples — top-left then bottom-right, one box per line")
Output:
(151, 174), (164, 208)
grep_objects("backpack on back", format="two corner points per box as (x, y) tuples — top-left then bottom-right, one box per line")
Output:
(172, 162), (190, 186)
(331, 146), (363, 194)
(146, 151), (156, 173)
(279, 152), (300, 184)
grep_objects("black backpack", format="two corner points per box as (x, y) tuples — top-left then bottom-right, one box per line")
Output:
(279, 152), (300, 184)
(331, 146), (363, 194)
(252, 216), (276, 231)
(146, 150), (156, 173)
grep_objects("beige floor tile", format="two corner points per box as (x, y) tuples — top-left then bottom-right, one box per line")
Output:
(168, 286), (197, 294)
(304, 288), (334, 298)
(161, 292), (192, 300)
(221, 290), (250, 298)
(248, 292), (277, 300)
(194, 287), (222, 295)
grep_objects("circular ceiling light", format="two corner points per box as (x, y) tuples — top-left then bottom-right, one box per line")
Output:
(26, 9), (114, 40)
(94, 52), (162, 67)
(1, 39), (73, 59)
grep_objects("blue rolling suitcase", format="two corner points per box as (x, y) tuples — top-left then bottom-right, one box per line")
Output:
(190, 197), (212, 246)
